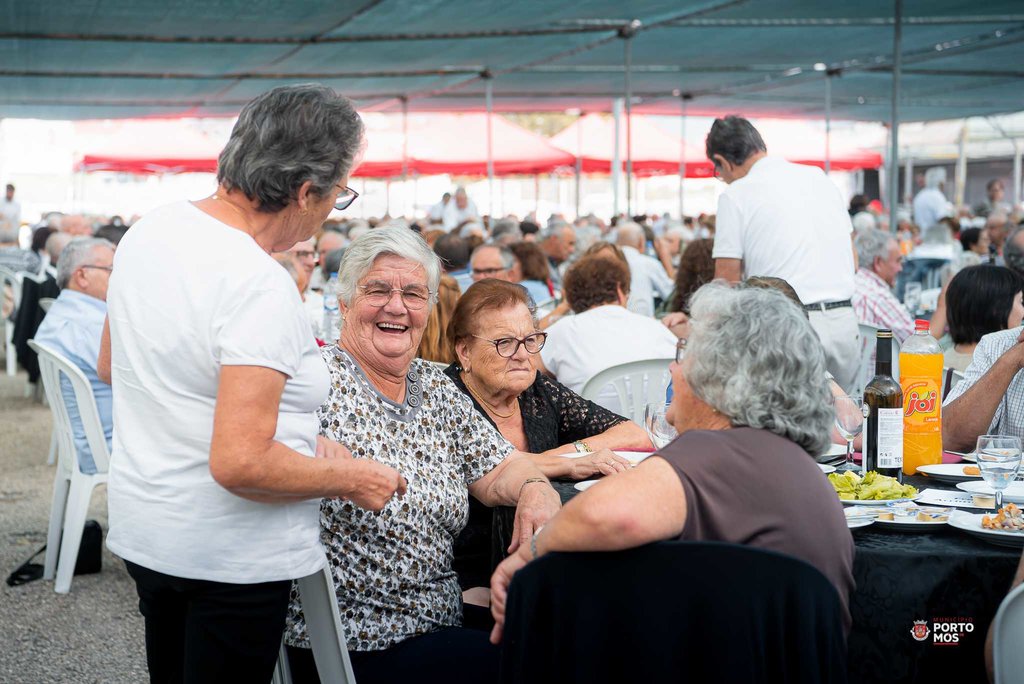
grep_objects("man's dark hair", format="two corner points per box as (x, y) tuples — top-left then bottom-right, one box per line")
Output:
(946, 265), (1024, 346)
(433, 233), (470, 272)
(849, 194), (870, 215)
(31, 225), (55, 253)
(705, 115), (767, 167)
(959, 227), (983, 252)
(322, 247), (345, 279)
(987, 178), (1004, 192)
(519, 220), (540, 236)
(5, 184), (13, 191)
(94, 223), (129, 246)
(1004, 227), (1024, 277)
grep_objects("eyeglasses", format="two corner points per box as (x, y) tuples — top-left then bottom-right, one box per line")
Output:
(473, 332), (547, 358)
(471, 267), (508, 277)
(675, 338), (687, 364)
(358, 283), (435, 310)
(335, 186), (359, 211)
(81, 265), (113, 273)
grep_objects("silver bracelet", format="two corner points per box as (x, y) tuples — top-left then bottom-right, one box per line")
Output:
(530, 527), (544, 559)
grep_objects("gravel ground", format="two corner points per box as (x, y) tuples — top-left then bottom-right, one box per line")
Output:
(0, 368), (148, 683)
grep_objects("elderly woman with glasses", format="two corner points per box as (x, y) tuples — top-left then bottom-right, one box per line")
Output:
(489, 283), (855, 643)
(442, 279), (651, 593)
(284, 227), (561, 684)
(100, 85), (399, 682)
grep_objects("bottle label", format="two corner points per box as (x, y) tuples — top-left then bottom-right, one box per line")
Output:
(902, 378), (940, 427)
(877, 408), (904, 469)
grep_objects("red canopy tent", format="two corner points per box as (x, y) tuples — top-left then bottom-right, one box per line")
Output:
(550, 114), (882, 177)
(73, 114), (575, 178)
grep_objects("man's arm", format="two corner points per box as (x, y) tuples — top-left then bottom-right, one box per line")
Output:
(714, 258), (742, 283)
(943, 330), (1024, 451)
(98, 316), (111, 384)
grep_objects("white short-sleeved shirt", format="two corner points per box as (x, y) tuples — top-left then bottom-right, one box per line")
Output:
(912, 188), (952, 231)
(621, 245), (674, 317)
(541, 304), (678, 414)
(711, 156), (855, 305)
(105, 201), (331, 583)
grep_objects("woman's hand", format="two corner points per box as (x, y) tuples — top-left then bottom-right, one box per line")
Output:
(508, 483), (561, 553)
(315, 435), (352, 459)
(340, 459), (408, 512)
(661, 311), (689, 339)
(567, 448), (631, 480)
(490, 544), (533, 645)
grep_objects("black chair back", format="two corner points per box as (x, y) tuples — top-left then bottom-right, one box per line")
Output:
(500, 540), (848, 684)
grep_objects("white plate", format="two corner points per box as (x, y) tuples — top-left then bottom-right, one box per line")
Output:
(956, 481), (1024, 504)
(823, 443), (847, 458)
(917, 463), (982, 484)
(846, 518), (874, 530)
(839, 496), (918, 505)
(873, 517), (949, 532)
(613, 450), (652, 464)
(573, 480), (599, 492)
(819, 464), (837, 474)
(948, 511), (1024, 548)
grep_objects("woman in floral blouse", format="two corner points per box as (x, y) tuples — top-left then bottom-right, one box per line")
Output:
(285, 227), (560, 684)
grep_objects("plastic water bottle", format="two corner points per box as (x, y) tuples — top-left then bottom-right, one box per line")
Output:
(321, 272), (341, 342)
(899, 319), (943, 476)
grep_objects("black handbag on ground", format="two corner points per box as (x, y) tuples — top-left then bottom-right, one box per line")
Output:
(5, 520), (103, 586)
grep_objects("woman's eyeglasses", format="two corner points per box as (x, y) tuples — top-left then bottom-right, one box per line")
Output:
(359, 283), (434, 310)
(473, 332), (548, 358)
(675, 338), (687, 364)
(335, 186), (360, 211)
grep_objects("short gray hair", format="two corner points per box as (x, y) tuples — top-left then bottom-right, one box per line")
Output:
(705, 115), (767, 166)
(490, 217), (521, 245)
(855, 229), (895, 271)
(684, 283), (832, 455)
(1004, 227), (1024, 277)
(337, 226), (441, 306)
(217, 84), (365, 213)
(924, 167), (946, 189)
(45, 231), (74, 263)
(615, 222), (644, 248)
(540, 221), (571, 241)
(56, 237), (114, 289)
(471, 244), (515, 270)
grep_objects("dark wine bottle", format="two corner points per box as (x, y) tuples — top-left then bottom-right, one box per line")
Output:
(863, 329), (904, 481)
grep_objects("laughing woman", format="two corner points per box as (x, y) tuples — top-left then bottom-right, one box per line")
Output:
(285, 227), (561, 684)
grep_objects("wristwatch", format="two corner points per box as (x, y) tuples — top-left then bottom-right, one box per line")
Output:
(573, 440), (592, 454)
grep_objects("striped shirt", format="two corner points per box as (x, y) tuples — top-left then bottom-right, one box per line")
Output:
(944, 326), (1024, 440)
(852, 268), (914, 343)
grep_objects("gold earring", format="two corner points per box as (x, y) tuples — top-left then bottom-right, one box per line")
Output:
(299, 208), (309, 216)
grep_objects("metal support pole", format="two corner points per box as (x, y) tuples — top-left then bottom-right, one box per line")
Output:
(955, 120), (968, 208)
(904, 157), (914, 205)
(612, 98), (622, 217)
(484, 73), (495, 220)
(824, 74), (832, 175)
(678, 95), (688, 219)
(575, 111), (583, 218)
(1014, 140), (1022, 209)
(400, 96), (409, 217)
(623, 31), (634, 216)
(887, 0), (902, 233)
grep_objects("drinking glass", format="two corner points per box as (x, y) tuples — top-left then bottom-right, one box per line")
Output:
(834, 396), (867, 473)
(644, 402), (678, 449)
(903, 282), (922, 316)
(976, 435), (1023, 510)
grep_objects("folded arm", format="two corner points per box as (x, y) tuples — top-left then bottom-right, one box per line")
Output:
(469, 451), (561, 552)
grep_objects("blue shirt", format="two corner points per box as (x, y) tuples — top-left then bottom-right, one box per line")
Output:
(450, 268), (474, 293)
(34, 289), (111, 474)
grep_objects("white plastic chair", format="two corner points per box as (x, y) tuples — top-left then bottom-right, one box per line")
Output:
(533, 298), (557, 318)
(580, 358), (674, 424)
(993, 582), (1024, 684)
(29, 339), (110, 594)
(39, 297), (55, 312)
(39, 295), (57, 468)
(1, 266), (23, 376)
(272, 565), (357, 684)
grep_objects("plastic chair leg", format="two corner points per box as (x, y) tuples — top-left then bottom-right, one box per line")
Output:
(298, 567), (357, 684)
(272, 641), (294, 684)
(43, 474), (71, 581)
(46, 430), (57, 466)
(53, 476), (94, 594)
(4, 321), (15, 377)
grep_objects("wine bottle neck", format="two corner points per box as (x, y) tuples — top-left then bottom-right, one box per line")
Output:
(876, 336), (892, 376)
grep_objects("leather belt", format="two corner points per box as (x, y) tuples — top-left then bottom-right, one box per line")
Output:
(803, 299), (852, 313)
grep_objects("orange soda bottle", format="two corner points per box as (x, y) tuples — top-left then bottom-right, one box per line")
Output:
(900, 319), (943, 475)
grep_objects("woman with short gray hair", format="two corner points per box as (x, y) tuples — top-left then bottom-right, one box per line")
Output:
(489, 282), (855, 641)
(100, 84), (406, 682)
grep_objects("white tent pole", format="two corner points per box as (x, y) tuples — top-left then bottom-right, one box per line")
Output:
(623, 29), (634, 216)
(575, 111), (583, 218)
(887, 0), (903, 233)
(678, 95), (687, 219)
(824, 74), (832, 175)
(485, 75), (495, 221)
(401, 96), (409, 217)
(612, 98), (622, 217)
(955, 120), (968, 208)
(1014, 140), (1022, 209)
(904, 157), (914, 205)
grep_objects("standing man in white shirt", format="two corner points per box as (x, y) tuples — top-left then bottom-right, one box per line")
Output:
(0, 184), (21, 238)
(708, 116), (860, 389)
(615, 222), (674, 317)
(442, 186), (480, 231)
(912, 167), (952, 232)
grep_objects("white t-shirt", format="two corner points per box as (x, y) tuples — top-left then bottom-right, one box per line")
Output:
(621, 245), (674, 317)
(912, 188), (951, 231)
(541, 305), (678, 414)
(712, 156), (855, 305)
(105, 201), (331, 583)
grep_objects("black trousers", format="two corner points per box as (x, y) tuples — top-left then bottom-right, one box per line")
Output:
(125, 560), (292, 684)
(286, 604), (498, 684)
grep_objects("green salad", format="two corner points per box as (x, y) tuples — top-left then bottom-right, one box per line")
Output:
(828, 470), (918, 501)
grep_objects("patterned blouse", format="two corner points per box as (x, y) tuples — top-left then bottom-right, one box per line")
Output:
(285, 346), (514, 652)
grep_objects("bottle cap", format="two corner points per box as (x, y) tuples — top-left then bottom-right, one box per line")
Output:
(915, 319), (930, 332)
(877, 329), (893, 338)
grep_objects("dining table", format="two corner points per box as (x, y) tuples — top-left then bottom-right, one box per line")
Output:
(490, 459), (1021, 684)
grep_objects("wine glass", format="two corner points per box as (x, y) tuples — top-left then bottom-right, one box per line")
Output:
(644, 402), (678, 449)
(903, 282), (922, 316)
(834, 396), (867, 473)
(976, 435), (1023, 511)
